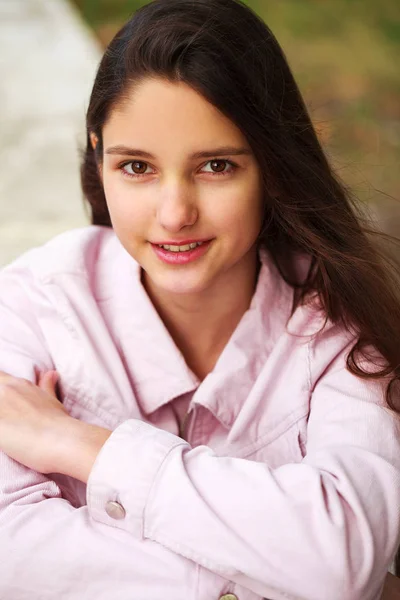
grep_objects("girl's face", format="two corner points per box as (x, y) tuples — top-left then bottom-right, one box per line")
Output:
(101, 77), (263, 296)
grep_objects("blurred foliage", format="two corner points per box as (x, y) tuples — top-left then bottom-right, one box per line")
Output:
(72, 0), (400, 217)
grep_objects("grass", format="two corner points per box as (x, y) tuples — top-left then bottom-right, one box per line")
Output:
(72, 0), (400, 213)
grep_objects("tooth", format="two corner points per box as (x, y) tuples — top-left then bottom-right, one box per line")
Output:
(160, 242), (204, 252)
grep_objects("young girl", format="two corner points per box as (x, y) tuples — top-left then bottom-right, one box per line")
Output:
(0, 0), (399, 598)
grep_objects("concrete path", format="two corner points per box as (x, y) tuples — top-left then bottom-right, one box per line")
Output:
(0, 0), (101, 266)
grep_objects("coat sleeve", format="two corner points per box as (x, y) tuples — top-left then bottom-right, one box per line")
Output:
(87, 332), (400, 600)
(0, 270), (213, 600)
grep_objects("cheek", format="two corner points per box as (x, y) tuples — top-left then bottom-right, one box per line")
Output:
(210, 183), (263, 237)
(103, 178), (149, 231)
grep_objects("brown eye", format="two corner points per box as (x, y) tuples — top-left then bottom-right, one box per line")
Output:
(210, 160), (227, 172)
(121, 161), (152, 177)
(131, 161), (147, 174)
(201, 159), (236, 176)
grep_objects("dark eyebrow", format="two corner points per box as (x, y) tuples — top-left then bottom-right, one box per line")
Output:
(105, 145), (252, 159)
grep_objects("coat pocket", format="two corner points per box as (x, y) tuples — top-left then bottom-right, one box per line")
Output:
(244, 416), (308, 467)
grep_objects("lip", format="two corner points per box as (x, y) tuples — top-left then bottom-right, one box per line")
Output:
(150, 239), (212, 265)
(151, 238), (211, 245)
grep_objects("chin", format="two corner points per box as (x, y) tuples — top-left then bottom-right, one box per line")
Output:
(153, 269), (211, 296)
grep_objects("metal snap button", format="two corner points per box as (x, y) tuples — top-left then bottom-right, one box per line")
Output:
(219, 595), (238, 600)
(105, 501), (126, 520)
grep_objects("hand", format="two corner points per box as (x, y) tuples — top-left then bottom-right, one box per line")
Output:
(0, 370), (70, 474)
(0, 371), (112, 482)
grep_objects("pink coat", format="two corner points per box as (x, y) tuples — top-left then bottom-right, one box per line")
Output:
(1, 226), (399, 600)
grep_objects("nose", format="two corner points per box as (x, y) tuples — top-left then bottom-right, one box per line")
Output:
(156, 180), (198, 233)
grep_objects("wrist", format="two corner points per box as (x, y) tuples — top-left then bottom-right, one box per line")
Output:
(56, 418), (112, 483)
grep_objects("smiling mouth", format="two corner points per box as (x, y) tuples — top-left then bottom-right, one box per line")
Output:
(150, 239), (212, 264)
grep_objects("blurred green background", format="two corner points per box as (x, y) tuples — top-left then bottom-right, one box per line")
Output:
(72, 0), (400, 216)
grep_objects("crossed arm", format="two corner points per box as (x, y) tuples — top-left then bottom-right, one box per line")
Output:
(1, 366), (400, 600)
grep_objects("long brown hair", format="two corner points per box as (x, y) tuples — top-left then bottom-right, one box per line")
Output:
(81, 0), (400, 413)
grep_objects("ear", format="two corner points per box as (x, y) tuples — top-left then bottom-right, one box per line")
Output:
(90, 132), (98, 151)
(89, 132), (103, 182)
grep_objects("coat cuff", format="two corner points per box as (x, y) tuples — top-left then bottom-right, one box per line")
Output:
(87, 419), (188, 537)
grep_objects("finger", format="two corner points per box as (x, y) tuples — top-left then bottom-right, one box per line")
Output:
(38, 370), (58, 392)
(38, 371), (59, 396)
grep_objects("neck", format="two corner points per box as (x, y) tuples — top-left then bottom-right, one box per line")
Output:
(143, 249), (260, 380)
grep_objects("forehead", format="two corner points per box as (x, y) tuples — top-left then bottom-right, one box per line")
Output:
(103, 77), (248, 150)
